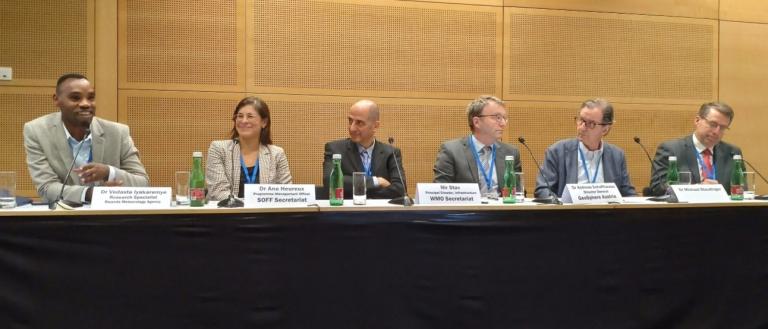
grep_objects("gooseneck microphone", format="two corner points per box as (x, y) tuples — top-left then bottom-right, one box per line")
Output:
(633, 136), (653, 164)
(218, 137), (244, 208)
(387, 137), (413, 206)
(49, 128), (91, 210)
(633, 136), (665, 199)
(518, 137), (561, 205)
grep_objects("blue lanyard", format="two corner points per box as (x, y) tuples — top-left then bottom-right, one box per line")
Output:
(361, 151), (372, 177)
(577, 146), (602, 183)
(239, 156), (259, 184)
(695, 150), (717, 180)
(468, 136), (496, 190)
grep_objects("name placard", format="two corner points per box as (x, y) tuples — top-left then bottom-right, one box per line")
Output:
(243, 184), (316, 207)
(416, 183), (481, 205)
(561, 183), (622, 204)
(670, 184), (729, 203)
(91, 187), (172, 209)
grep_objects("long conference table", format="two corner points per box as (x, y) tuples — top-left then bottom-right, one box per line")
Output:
(1, 198), (768, 329)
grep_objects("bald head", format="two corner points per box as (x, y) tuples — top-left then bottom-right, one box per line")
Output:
(351, 99), (380, 121)
(347, 99), (380, 147)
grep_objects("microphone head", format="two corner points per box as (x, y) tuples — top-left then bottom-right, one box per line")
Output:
(388, 137), (395, 144)
(232, 137), (240, 144)
(633, 136), (641, 144)
(518, 136), (526, 144)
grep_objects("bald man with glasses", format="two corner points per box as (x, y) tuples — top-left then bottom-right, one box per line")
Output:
(648, 102), (743, 196)
(535, 98), (636, 198)
(433, 95), (522, 199)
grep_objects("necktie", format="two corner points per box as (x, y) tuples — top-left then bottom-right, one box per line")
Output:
(701, 149), (713, 181)
(479, 146), (492, 193)
(361, 150), (371, 176)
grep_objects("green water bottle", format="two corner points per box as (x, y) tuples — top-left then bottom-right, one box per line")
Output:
(666, 156), (679, 186)
(502, 155), (516, 204)
(329, 154), (344, 206)
(731, 154), (744, 201)
(189, 151), (206, 207)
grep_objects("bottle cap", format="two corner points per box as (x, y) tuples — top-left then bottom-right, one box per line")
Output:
(505, 155), (514, 161)
(733, 154), (742, 160)
(669, 156), (677, 161)
(193, 151), (203, 157)
(332, 154), (341, 160)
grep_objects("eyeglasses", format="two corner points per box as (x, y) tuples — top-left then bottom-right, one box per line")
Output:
(698, 116), (730, 131)
(477, 114), (508, 123)
(575, 116), (611, 129)
(235, 114), (260, 121)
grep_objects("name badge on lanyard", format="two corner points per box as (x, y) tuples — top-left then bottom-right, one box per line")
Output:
(468, 136), (496, 192)
(695, 151), (717, 180)
(240, 156), (260, 184)
(578, 147), (602, 183)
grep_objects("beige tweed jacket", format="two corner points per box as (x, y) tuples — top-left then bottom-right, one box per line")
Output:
(205, 140), (292, 201)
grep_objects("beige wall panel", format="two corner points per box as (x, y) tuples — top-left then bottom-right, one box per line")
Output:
(721, 0), (768, 24)
(398, 0), (502, 6)
(720, 21), (768, 194)
(504, 8), (718, 105)
(0, 87), (60, 197)
(119, 0), (245, 92)
(512, 101), (697, 195)
(0, 0), (94, 87)
(247, 0), (503, 99)
(94, 0), (119, 121)
(504, 0), (717, 19)
(120, 91), (481, 195)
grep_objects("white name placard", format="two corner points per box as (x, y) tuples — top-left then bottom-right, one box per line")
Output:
(243, 184), (316, 207)
(416, 183), (482, 205)
(669, 184), (729, 203)
(561, 183), (622, 204)
(91, 187), (172, 209)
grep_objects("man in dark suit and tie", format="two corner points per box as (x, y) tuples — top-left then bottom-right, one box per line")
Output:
(649, 102), (742, 196)
(322, 100), (406, 199)
(432, 95), (522, 198)
(534, 98), (636, 198)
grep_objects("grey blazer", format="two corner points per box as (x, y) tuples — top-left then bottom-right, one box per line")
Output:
(206, 140), (292, 201)
(23, 112), (149, 202)
(433, 136), (523, 192)
(535, 138), (636, 198)
(322, 138), (405, 199)
(649, 135), (742, 196)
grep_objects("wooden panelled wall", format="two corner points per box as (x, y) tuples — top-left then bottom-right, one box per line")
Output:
(1, 0), (767, 197)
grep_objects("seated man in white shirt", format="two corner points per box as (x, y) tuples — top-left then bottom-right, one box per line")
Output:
(535, 98), (636, 198)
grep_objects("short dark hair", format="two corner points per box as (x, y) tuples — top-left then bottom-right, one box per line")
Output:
(56, 73), (88, 95)
(698, 102), (734, 123)
(230, 96), (272, 145)
(580, 98), (614, 124)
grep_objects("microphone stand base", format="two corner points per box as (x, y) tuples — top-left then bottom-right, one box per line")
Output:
(646, 195), (672, 202)
(49, 199), (84, 211)
(532, 197), (562, 205)
(388, 196), (414, 206)
(217, 196), (244, 208)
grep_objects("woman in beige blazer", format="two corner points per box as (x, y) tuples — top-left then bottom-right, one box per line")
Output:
(206, 96), (292, 201)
